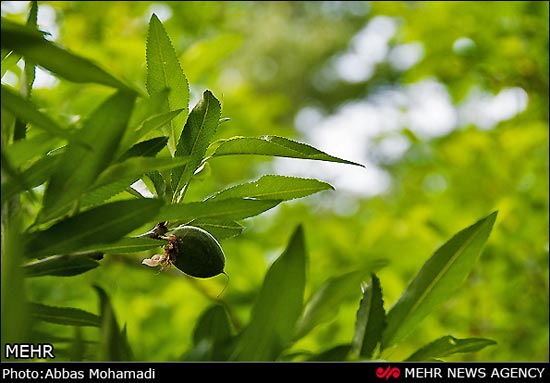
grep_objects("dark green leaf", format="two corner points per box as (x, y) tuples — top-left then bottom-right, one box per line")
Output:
(118, 136), (169, 161)
(23, 1), (38, 96)
(79, 237), (163, 254)
(24, 253), (101, 277)
(207, 175), (334, 202)
(1, 18), (131, 90)
(192, 304), (234, 361)
(405, 335), (497, 361)
(231, 225), (306, 361)
(382, 212), (498, 350)
(30, 302), (101, 327)
(40, 90), (136, 222)
(26, 199), (164, 259)
(146, 14), (189, 154)
(211, 136), (364, 167)
(157, 198), (281, 224)
(172, 90), (221, 202)
(351, 274), (386, 359)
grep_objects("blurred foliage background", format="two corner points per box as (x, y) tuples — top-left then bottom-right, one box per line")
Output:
(2, 1), (548, 361)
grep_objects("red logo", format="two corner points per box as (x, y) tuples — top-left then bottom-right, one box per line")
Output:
(376, 366), (401, 380)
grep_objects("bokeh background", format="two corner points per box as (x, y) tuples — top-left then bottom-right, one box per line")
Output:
(2, 1), (548, 361)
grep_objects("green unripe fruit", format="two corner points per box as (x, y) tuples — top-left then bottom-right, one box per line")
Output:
(167, 226), (226, 278)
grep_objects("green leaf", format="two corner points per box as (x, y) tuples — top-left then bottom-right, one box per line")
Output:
(351, 274), (386, 359)
(405, 335), (497, 361)
(295, 270), (366, 340)
(94, 285), (132, 361)
(26, 199), (164, 259)
(23, 1), (38, 96)
(40, 90), (136, 222)
(156, 198), (281, 224)
(211, 136), (364, 167)
(1, 154), (57, 204)
(382, 211), (498, 350)
(188, 219), (243, 240)
(189, 304), (235, 360)
(79, 177), (139, 209)
(1, 85), (81, 143)
(1, 18), (131, 90)
(118, 136), (169, 161)
(207, 175), (334, 202)
(172, 90), (221, 202)
(24, 253), (102, 277)
(132, 109), (184, 146)
(79, 237), (163, 254)
(30, 303), (101, 327)
(146, 14), (189, 154)
(93, 156), (188, 189)
(231, 225), (306, 361)
(1, 131), (60, 168)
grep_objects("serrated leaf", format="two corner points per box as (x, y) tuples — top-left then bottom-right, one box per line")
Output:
(156, 198), (281, 224)
(351, 274), (386, 359)
(26, 199), (164, 259)
(207, 175), (334, 202)
(40, 90), (136, 222)
(172, 90), (221, 202)
(295, 270), (367, 340)
(211, 135), (364, 167)
(79, 176), (139, 209)
(23, 253), (101, 277)
(405, 335), (497, 361)
(1, 85), (81, 143)
(1, 18), (130, 90)
(146, 14), (189, 154)
(231, 225), (306, 361)
(79, 237), (162, 254)
(93, 156), (188, 189)
(382, 212), (498, 350)
(30, 302), (101, 327)
(188, 219), (243, 240)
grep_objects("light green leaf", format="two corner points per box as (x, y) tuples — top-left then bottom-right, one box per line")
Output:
(382, 212), (498, 350)
(207, 175), (334, 202)
(1, 18), (131, 90)
(307, 344), (352, 361)
(26, 199), (164, 259)
(24, 253), (101, 277)
(405, 335), (497, 361)
(40, 90), (136, 222)
(30, 303), (101, 327)
(79, 177), (139, 209)
(1, 85), (81, 143)
(1, 131), (60, 168)
(172, 90), (221, 202)
(351, 274), (386, 359)
(156, 198), (281, 224)
(231, 225), (306, 361)
(1, 154), (57, 204)
(146, 14), (189, 154)
(211, 136), (364, 167)
(93, 156), (188, 189)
